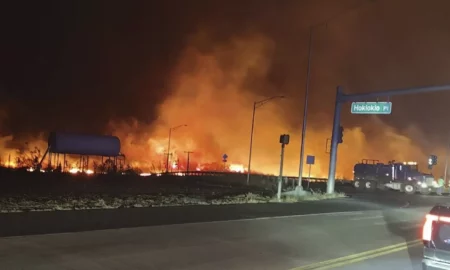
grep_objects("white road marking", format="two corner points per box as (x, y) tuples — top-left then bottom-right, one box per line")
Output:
(350, 215), (383, 221)
(399, 224), (422, 230)
(0, 210), (366, 239)
(373, 221), (422, 230)
(374, 221), (388, 226)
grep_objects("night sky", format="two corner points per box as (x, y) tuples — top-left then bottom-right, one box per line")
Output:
(1, 0), (450, 146)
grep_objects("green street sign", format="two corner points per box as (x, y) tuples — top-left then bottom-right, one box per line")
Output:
(351, 102), (392, 114)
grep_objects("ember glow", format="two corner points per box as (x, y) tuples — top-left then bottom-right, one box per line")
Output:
(229, 164), (245, 173)
(0, 34), (446, 179)
(107, 34), (445, 179)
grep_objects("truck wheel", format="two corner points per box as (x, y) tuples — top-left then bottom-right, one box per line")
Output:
(364, 180), (377, 192)
(354, 180), (364, 190)
(403, 183), (416, 195)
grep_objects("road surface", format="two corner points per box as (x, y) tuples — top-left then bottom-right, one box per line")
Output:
(2, 188), (450, 269)
(0, 187), (444, 237)
(0, 190), (441, 269)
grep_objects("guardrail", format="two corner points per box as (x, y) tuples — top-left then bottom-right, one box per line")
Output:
(163, 171), (352, 184)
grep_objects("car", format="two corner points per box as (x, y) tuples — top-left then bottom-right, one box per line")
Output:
(422, 204), (450, 269)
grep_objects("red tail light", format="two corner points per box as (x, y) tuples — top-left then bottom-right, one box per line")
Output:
(423, 214), (450, 241)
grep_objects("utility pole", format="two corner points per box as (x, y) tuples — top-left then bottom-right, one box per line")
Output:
(166, 124), (187, 173)
(185, 151), (193, 172)
(164, 152), (172, 172)
(444, 134), (450, 186)
(327, 84), (450, 194)
(166, 129), (172, 173)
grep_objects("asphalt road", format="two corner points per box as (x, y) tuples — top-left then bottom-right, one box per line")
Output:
(1, 188), (448, 269)
(0, 186), (446, 237)
(332, 244), (423, 270)
(0, 206), (427, 269)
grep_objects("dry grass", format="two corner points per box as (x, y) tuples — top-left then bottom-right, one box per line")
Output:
(269, 190), (347, 203)
(0, 191), (347, 213)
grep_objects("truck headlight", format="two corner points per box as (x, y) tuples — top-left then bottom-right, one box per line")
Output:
(421, 182), (428, 188)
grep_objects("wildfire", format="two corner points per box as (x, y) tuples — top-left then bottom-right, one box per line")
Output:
(68, 167), (80, 174)
(68, 167), (94, 175)
(229, 164), (244, 173)
(4, 161), (16, 168)
(0, 34), (445, 179)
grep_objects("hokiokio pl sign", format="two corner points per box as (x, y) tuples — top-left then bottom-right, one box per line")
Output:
(351, 102), (392, 114)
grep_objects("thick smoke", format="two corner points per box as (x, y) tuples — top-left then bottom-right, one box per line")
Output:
(1, 0), (449, 178)
(108, 32), (446, 178)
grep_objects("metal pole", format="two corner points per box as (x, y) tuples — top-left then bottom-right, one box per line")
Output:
(166, 128), (172, 173)
(445, 134), (450, 186)
(187, 152), (190, 172)
(307, 164), (312, 190)
(247, 102), (256, 185)
(185, 151), (193, 172)
(327, 86), (343, 194)
(277, 143), (286, 201)
(298, 26), (313, 188)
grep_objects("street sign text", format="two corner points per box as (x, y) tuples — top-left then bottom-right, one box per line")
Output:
(351, 102), (392, 114)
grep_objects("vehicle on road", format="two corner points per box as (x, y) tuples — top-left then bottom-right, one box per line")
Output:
(423, 204), (450, 269)
(353, 159), (436, 195)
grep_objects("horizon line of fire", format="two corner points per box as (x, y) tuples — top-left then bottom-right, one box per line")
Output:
(0, 151), (249, 176)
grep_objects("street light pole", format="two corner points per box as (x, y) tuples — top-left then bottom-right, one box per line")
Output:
(166, 124), (187, 173)
(444, 133), (450, 185)
(247, 102), (256, 185)
(185, 151), (193, 172)
(166, 129), (172, 173)
(297, 1), (375, 189)
(298, 26), (313, 188)
(246, 95), (285, 185)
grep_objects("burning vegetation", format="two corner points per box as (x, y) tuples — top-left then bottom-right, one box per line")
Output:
(0, 34), (446, 179)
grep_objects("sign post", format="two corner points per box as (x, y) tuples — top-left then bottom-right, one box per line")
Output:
(278, 134), (290, 201)
(306, 155), (315, 189)
(327, 84), (450, 194)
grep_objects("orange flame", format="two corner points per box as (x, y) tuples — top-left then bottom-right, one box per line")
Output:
(0, 34), (446, 179)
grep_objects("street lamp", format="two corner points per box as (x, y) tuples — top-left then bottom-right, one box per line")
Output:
(297, 0), (375, 189)
(247, 95), (285, 185)
(166, 124), (187, 173)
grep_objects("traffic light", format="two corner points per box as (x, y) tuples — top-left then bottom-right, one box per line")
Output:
(429, 155), (438, 166)
(428, 155), (437, 170)
(338, 126), (344, 144)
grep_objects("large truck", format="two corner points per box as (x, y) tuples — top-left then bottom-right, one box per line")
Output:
(353, 159), (436, 195)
